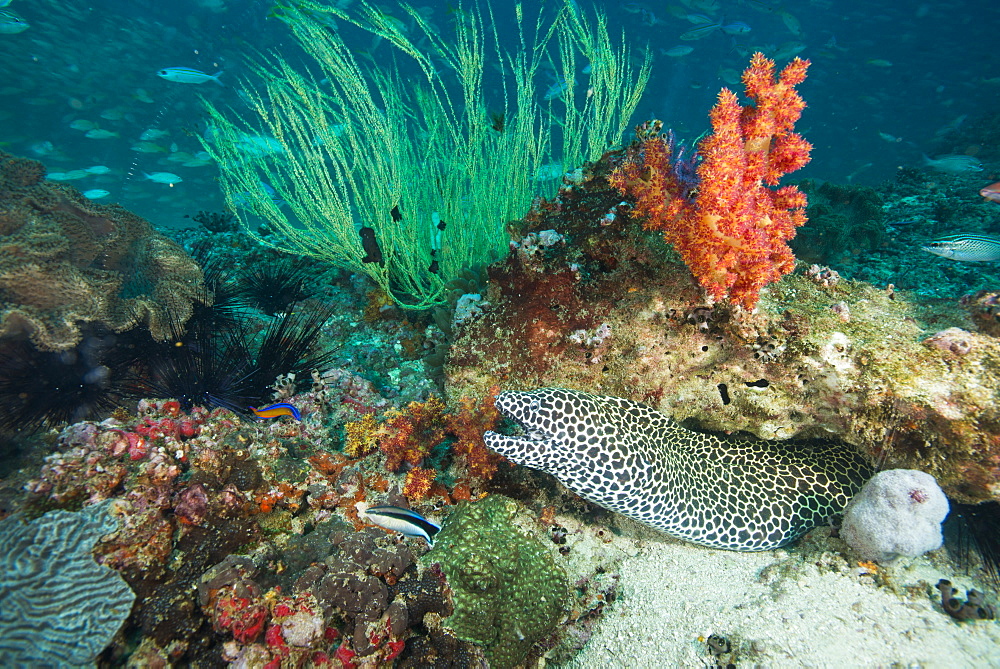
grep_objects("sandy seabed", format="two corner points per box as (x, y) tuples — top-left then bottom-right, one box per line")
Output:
(560, 524), (1000, 668)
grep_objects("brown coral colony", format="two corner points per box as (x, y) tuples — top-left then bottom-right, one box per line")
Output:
(0, 150), (205, 352)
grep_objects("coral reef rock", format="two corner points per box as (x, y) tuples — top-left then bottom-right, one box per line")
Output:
(0, 500), (135, 665)
(422, 495), (568, 669)
(444, 154), (1000, 505)
(0, 150), (204, 350)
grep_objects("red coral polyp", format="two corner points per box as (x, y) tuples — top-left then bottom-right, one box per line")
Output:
(213, 592), (269, 644)
(385, 639), (405, 661)
(334, 644), (357, 669)
(127, 433), (148, 460)
(178, 419), (199, 438)
(265, 622), (288, 652)
(272, 602), (294, 619)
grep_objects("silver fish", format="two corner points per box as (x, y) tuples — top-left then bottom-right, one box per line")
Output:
(143, 171), (183, 185)
(364, 505), (441, 546)
(680, 20), (722, 40)
(85, 128), (119, 139)
(922, 234), (1000, 262)
(543, 76), (571, 100)
(0, 9), (28, 34)
(157, 67), (224, 86)
(922, 154), (983, 174)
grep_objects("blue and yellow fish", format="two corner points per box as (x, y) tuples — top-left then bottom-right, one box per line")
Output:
(249, 403), (301, 420)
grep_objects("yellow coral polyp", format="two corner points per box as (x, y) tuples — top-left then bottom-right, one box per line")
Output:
(343, 413), (379, 458)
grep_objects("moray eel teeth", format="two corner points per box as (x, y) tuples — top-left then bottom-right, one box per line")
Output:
(484, 387), (873, 552)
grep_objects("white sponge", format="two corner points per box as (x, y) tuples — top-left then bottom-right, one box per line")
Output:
(840, 469), (950, 563)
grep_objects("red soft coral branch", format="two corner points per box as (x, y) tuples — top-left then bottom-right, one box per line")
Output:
(610, 53), (812, 310)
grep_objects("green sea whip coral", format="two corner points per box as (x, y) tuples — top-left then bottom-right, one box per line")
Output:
(203, 0), (650, 308)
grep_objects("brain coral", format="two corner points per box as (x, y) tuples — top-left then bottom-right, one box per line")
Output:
(422, 495), (568, 669)
(0, 150), (204, 350)
(0, 501), (136, 665)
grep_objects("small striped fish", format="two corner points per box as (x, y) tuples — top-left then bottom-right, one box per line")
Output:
(364, 505), (441, 546)
(922, 234), (1000, 262)
(249, 402), (301, 420)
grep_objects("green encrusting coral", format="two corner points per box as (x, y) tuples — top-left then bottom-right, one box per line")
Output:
(422, 495), (568, 668)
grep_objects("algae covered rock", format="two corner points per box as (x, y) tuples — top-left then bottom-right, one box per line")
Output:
(422, 495), (568, 668)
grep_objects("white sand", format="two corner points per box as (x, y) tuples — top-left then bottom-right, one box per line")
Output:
(559, 525), (1000, 668)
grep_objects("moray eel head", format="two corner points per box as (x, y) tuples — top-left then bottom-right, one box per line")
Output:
(484, 388), (600, 476)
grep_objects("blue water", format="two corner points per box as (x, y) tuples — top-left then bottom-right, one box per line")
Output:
(1, 0), (997, 231)
(3, 3), (1000, 665)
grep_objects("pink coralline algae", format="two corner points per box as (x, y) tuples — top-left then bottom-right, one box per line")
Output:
(214, 587), (269, 644)
(922, 327), (973, 356)
(200, 556), (267, 644)
(194, 524), (445, 666)
(174, 484), (209, 526)
(21, 398), (264, 578)
(270, 594), (326, 649)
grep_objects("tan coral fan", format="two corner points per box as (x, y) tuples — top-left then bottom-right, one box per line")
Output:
(0, 151), (205, 350)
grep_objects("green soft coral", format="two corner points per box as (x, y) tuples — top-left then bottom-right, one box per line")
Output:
(422, 495), (568, 669)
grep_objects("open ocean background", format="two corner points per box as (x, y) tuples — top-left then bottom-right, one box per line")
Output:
(1, 0), (998, 231)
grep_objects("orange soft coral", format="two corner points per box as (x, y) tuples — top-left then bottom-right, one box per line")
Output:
(610, 53), (812, 310)
(402, 467), (436, 502)
(378, 396), (447, 472)
(446, 385), (504, 480)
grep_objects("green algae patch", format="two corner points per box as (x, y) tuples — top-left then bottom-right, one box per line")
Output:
(423, 495), (568, 668)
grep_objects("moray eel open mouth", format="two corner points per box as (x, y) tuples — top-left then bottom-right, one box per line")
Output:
(484, 392), (562, 469)
(494, 396), (551, 440)
(483, 387), (873, 552)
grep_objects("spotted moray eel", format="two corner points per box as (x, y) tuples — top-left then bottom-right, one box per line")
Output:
(484, 388), (873, 551)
